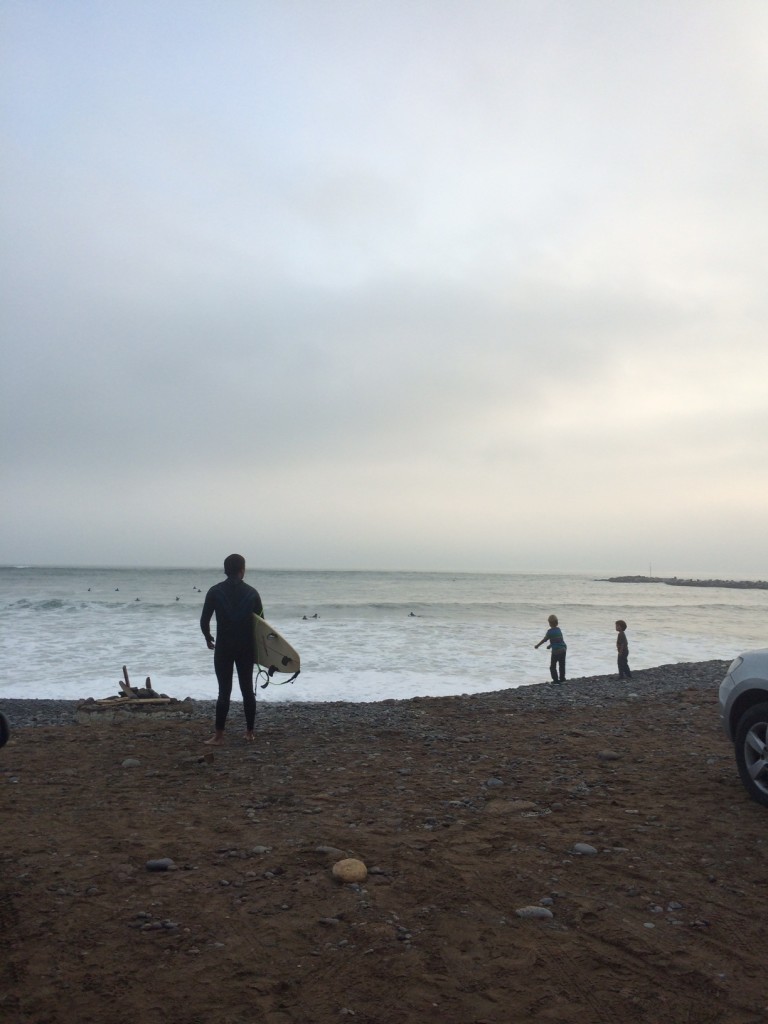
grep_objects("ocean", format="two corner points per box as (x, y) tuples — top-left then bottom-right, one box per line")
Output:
(1, 566), (765, 704)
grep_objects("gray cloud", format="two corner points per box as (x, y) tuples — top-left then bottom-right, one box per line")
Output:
(2, 1), (767, 572)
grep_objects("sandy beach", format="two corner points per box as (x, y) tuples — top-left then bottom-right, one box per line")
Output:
(1, 660), (766, 1024)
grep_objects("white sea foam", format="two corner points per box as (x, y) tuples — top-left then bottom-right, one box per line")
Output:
(0, 567), (764, 702)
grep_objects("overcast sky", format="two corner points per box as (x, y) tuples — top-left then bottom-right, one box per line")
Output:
(2, 1), (766, 574)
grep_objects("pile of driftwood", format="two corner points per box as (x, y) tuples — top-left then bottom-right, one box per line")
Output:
(96, 665), (172, 705)
(117, 665), (170, 701)
(76, 666), (192, 722)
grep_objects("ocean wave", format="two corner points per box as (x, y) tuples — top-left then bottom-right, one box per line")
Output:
(4, 597), (193, 615)
(1, 568), (763, 702)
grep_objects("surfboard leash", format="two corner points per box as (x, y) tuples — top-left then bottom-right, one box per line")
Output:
(256, 666), (300, 689)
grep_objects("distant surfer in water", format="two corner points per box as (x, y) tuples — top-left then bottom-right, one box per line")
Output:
(200, 553), (264, 745)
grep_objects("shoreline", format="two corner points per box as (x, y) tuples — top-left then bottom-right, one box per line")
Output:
(1, 659), (730, 729)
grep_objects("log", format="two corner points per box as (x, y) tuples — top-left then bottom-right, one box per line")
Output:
(119, 665), (133, 697)
(90, 696), (173, 707)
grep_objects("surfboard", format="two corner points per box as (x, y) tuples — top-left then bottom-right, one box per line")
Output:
(253, 614), (301, 684)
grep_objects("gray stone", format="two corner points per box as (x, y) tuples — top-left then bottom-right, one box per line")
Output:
(145, 857), (176, 871)
(315, 845), (347, 861)
(571, 843), (598, 856)
(516, 906), (554, 920)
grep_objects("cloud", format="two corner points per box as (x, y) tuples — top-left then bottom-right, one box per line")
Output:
(2, 1), (767, 571)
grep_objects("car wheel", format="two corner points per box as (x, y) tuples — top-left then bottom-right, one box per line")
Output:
(734, 702), (768, 808)
(0, 712), (9, 749)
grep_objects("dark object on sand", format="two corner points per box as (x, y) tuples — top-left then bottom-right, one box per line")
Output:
(0, 711), (10, 748)
(146, 858), (176, 872)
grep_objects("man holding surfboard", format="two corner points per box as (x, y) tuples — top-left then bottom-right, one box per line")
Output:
(200, 554), (264, 745)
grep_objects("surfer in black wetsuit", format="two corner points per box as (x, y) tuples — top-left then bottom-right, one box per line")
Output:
(200, 554), (264, 745)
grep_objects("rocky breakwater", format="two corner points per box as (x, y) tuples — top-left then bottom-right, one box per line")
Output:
(601, 574), (768, 590)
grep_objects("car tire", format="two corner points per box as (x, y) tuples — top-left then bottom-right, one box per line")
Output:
(0, 712), (9, 749)
(734, 701), (768, 808)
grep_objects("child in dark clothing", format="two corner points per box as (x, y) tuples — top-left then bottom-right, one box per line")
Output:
(615, 619), (631, 679)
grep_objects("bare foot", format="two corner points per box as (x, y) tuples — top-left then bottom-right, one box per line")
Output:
(203, 734), (224, 746)
(244, 732), (255, 743)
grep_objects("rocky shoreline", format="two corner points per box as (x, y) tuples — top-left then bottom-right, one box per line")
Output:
(1, 659), (730, 730)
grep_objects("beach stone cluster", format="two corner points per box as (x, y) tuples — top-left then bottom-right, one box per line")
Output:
(1, 660), (730, 732)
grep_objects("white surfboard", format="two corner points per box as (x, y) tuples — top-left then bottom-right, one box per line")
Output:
(253, 614), (300, 684)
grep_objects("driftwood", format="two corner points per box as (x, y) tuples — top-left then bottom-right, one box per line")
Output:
(76, 665), (190, 718)
(118, 665), (163, 699)
(88, 696), (173, 707)
(75, 666), (194, 725)
(77, 667), (174, 708)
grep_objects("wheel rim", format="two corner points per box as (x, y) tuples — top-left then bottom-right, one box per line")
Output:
(744, 719), (768, 797)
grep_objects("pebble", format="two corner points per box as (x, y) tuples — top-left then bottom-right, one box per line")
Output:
(121, 758), (142, 768)
(0, 660), (730, 730)
(145, 857), (176, 872)
(316, 846), (347, 861)
(516, 906), (554, 920)
(332, 858), (368, 883)
(571, 843), (598, 856)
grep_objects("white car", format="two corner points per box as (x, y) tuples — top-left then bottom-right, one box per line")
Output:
(719, 649), (768, 807)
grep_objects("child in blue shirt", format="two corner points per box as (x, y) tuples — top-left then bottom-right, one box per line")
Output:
(535, 614), (567, 684)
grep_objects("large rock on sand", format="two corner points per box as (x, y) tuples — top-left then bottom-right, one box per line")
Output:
(332, 858), (367, 883)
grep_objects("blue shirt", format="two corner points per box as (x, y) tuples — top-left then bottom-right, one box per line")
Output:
(546, 626), (567, 652)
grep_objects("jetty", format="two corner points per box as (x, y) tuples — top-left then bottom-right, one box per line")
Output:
(599, 575), (768, 591)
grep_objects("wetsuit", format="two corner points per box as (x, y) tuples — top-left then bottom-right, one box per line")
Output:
(200, 576), (264, 732)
